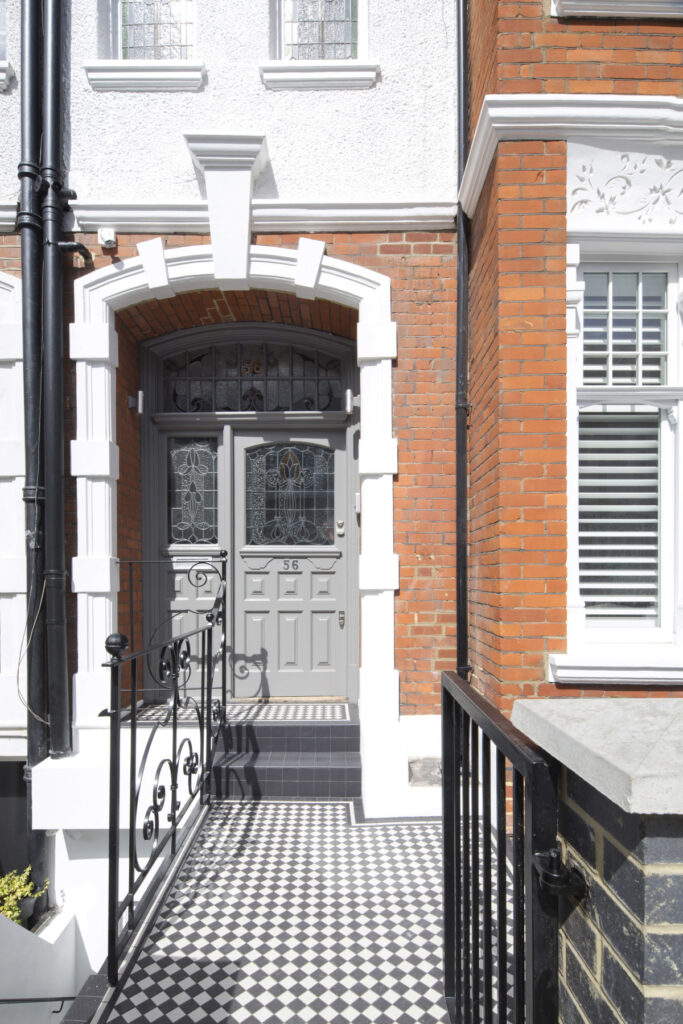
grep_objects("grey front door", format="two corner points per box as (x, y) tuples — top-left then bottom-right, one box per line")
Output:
(232, 431), (348, 698)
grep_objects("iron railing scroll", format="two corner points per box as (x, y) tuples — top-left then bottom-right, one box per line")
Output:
(104, 579), (226, 987)
(118, 551), (228, 707)
(441, 671), (586, 1024)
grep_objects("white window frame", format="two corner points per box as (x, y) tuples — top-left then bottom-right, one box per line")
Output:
(84, 0), (205, 92)
(260, 0), (379, 91)
(117, 0), (196, 61)
(0, 0), (11, 91)
(275, 0), (367, 62)
(552, 252), (683, 686)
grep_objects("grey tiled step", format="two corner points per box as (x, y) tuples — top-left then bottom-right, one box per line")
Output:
(217, 703), (360, 756)
(212, 750), (362, 800)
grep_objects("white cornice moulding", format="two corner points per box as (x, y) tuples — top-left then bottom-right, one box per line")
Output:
(84, 60), (206, 92)
(185, 133), (269, 176)
(460, 94), (683, 218)
(553, 0), (683, 16)
(0, 60), (13, 90)
(71, 200), (457, 234)
(260, 60), (379, 90)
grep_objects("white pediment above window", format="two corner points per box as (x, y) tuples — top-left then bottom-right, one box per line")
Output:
(553, 0), (683, 15)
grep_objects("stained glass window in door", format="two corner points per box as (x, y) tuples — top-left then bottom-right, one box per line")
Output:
(246, 444), (334, 545)
(168, 438), (218, 544)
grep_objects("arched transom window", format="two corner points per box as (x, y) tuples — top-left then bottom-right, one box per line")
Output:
(162, 341), (344, 414)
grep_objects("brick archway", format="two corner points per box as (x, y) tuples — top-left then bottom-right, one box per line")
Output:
(69, 242), (399, 812)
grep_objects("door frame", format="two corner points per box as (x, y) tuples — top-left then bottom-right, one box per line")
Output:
(140, 323), (360, 701)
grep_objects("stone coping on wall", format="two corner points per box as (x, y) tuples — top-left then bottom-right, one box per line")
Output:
(511, 699), (683, 816)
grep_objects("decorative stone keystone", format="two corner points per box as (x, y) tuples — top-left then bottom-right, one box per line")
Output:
(184, 133), (268, 283)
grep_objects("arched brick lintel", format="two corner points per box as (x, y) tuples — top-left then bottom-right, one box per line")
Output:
(115, 288), (359, 344)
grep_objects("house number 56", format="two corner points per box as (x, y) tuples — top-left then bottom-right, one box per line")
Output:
(282, 559), (299, 570)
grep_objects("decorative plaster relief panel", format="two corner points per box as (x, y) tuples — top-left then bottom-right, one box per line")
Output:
(568, 141), (683, 234)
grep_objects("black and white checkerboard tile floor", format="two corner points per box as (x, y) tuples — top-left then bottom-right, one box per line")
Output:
(105, 801), (450, 1024)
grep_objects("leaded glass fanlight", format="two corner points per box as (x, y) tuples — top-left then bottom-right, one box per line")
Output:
(245, 444), (334, 545)
(168, 438), (218, 544)
(162, 342), (343, 413)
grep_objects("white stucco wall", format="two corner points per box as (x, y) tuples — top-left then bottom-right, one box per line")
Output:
(0, 0), (457, 210)
(0, 0), (20, 211)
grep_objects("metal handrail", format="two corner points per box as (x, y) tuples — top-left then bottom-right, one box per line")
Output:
(442, 671), (581, 1024)
(442, 671), (551, 777)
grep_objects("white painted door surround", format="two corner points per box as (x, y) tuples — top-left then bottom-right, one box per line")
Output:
(68, 239), (410, 812)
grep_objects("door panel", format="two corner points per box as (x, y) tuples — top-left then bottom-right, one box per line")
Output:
(233, 432), (347, 697)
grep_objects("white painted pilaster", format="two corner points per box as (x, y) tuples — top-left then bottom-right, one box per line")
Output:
(69, 317), (120, 729)
(0, 273), (26, 755)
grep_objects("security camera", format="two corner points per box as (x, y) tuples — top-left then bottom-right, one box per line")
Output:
(97, 227), (117, 249)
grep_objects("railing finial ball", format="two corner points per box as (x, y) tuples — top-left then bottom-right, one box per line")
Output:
(105, 632), (129, 659)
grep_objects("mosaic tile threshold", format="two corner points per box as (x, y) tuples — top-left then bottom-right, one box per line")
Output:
(103, 800), (450, 1024)
(130, 702), (351, 725)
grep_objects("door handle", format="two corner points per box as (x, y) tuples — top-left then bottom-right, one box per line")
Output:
(338, 611), (346, 629)
(336, 520), (345, 537)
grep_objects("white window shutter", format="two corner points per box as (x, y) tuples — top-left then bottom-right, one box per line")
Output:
(578, 410), (661, 624)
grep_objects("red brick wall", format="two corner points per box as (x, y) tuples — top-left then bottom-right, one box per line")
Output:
(0, 233), (20, 275)
(468, 2), (683, 137)
(468, 158), (502, 708)
(468, 0), (500, 146)
(115, 314), (143, 643)
(469, 142), (568, 713)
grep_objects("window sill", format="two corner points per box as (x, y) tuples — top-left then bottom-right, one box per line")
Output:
(550, 650), (683, 686)
(259, 60), (379, 91)
(84, 60), (206, 92)
(552, 0), (683, 16)
(0, 61), (12, 91)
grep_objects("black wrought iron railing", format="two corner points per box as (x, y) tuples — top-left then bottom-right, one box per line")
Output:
(103, 581), (226, 987)
(441, 671), (585, 1024)
(117, 552), (228, 680)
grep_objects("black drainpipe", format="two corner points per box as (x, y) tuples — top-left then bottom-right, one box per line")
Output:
(42, 0), (71, 756)
(455, 0), (470, 681)
(18, 0), (48, 885)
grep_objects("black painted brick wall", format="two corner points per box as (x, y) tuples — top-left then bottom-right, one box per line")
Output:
(558, 768), (683, 1024)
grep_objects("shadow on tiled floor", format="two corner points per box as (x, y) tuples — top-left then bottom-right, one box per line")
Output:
(103, 800), (450, 1024)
